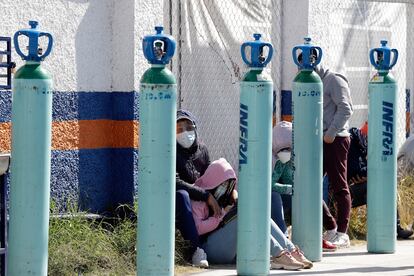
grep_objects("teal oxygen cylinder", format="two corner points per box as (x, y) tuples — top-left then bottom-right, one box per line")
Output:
(367, 40), (398, 253)
(291, 37), (323, 262)
(136, 26), (177, 276)
(237, 33), (273, 276)
(8, 21), (53, 275)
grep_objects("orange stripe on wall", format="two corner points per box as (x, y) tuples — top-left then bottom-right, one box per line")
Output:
(281, 115), (293, 122)
(54, 120), (139, 150)
(0, 122), (11, 152)
(0, 120), (139, 152)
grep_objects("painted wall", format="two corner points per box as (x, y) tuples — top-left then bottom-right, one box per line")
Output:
(0, 0), (163, 213)
(0, 0), (411, 213)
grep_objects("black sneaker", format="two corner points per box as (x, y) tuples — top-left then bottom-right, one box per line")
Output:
(397, 226), (413, 239)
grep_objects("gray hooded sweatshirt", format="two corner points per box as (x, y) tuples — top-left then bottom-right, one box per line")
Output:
(315, 66), (353, 138)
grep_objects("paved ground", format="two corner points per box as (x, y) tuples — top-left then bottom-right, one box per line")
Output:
(182, 240), (414, 276)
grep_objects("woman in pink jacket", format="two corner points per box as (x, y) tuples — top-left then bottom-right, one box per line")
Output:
(191, 158), (312, 270)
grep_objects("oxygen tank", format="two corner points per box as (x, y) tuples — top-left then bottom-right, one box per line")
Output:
(291, 37), (323, 262)
(8, 20), (54, 275)
(137, 26), (177, 276)
(367, 40), (398, 253)
(237, 33), (273, 276)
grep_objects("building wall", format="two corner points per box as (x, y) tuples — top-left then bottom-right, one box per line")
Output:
(280, 0), (409, 149)
(0, 0), (163, 213)
(0, 0), (411, 213)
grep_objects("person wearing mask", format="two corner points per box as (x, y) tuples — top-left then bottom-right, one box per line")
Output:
(193, 158), (312, 270)
(271, 121), (337, 252)
(175, 109), (221, 268)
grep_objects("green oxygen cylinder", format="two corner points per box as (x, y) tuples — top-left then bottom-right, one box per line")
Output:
(291, 37), (323, 262)
(367, 40), (398, 253)
(136, 26), (177, 276)
(8, 21), (54, 275)
(237, 33), (273, 276)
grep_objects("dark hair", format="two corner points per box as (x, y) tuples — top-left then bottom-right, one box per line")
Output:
(211, 178), (236, 208)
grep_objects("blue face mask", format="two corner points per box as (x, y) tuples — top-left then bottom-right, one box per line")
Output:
(177, 130), (196, 148)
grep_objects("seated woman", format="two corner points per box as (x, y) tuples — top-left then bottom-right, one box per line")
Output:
(191, 158), (313, 270)
(271, 121), (338, 251)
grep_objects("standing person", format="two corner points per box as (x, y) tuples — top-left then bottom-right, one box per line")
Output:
(192, 158), (312, 270)
(314, 60), (354, 248)
(175, 109), (222, 268)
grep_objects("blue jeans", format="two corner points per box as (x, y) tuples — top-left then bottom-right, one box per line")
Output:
(271, 191), (292, 236)
(202, 218), (295, 264)
(175, 190), (200, 251)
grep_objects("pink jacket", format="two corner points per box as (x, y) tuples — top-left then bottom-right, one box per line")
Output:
(191, 158), (237, 235)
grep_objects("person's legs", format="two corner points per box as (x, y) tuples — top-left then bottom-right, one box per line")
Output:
(202, 219), (237, 264)
(270, 219), (295, 254)
(323, 201), (337, 231)
(270, 220), (313, 269)
(271, 191), (288, 235)
(203, 218), (293, 264)
(323, 175), (330, 203)
(281, 194), (292, 224)
(323, 137), (351, 234)
(175, 190), (200, 251)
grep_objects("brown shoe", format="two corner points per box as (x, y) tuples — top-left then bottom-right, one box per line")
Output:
(271, 250), (304, 270)
(291, 246), (313, 269)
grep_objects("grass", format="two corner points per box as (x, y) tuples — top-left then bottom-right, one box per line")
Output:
(48, 204), (193, 275)
(47, 172), (414, 275)
(348, 172), (414, 239)
(48, 209), (136, 275)
(397, 174), (414, 230)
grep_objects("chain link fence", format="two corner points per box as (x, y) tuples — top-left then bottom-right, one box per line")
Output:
(167, 0), (413, 169)
(168, 0), (282, 171)
(310, 0), (414, 151)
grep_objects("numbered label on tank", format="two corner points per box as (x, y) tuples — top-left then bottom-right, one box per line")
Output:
(297, 90), (320, 97)
(142, 91), (173, 101)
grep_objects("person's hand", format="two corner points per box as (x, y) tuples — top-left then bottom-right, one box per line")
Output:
(230, 190), (238, 205)
(224, 204), (234, 213)
(323, 135), (335, 144)
(350, 175), (367, 184)
(207, 193), (222, 218)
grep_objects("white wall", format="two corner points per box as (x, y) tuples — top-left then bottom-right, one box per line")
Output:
(0, 0), (164, 92)
(113, 0), (135, 92)
(280, 0), (310, 92)
(0, 0), (92, 91)
(134, 0), (165, 90)
(307, 0), (407, 149)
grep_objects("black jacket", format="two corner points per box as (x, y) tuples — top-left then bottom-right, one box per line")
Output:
(347, 127), (367, 179)
(176, 109), (211, 201)
(176, 141), (211, 201)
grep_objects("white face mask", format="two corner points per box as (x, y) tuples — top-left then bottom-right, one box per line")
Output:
(277, 151), (291, 164)
(177, 130), (196, 148)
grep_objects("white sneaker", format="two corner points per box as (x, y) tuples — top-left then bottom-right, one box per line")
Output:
(192, 247), (209, 268)
(323, 228), (337, 242)
(331, 232), (350, 248)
